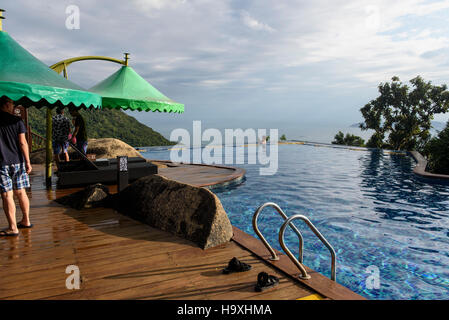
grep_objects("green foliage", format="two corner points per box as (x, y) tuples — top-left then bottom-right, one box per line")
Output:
(332, 131), (365, 147)
(360, 76), (449, 151)
(27, 107), (175, 147)
(332, 131), (345, 145)
(280, 134), (287, 141)
(365, 132), (385, 149)
(423, 120), (449, 175)
(31, 140), (45, 152)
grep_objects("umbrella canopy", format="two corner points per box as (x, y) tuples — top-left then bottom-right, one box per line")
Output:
(0, 31), (101, 109)
(89, 66), (184, 113)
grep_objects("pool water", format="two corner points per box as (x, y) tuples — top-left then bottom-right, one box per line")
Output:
(141, 144), (449, 300)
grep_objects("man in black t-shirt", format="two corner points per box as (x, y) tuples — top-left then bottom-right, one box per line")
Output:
(0, 96), (33, 237)
(70, 109), (88, 155)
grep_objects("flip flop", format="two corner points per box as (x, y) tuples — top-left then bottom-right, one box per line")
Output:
(17, 222), (33, 229)
(222, 257), (252, 274)
(0, 230), (19, 237)
(255, 272), (279, 292)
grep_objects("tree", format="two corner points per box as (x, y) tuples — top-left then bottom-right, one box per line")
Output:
(423, 120), (449, 174)
(343, 134), (365, 147)
(332, 131), (345, 145)
(332, 131), (365, 147)
(360, 76), (449, 151)
(280, 134), (287, 141)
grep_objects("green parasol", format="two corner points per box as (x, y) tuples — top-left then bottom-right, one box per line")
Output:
(89, 66), (184, 113)
(0, 31), (101, 109)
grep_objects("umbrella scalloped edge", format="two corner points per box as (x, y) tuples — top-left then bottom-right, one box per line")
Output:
(101, 97), (184, 113)
(0, 81), (102, 109)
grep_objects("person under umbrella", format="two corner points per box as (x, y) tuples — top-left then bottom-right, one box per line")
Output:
(0, 96), (33, 236)
(52, 107), (71, 168)
(70, 109), (88, 156)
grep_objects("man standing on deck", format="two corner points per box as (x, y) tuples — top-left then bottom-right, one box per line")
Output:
(0, 96), (33, 237)
(69, 109), (88, 155)
(52, 107), (71, 168)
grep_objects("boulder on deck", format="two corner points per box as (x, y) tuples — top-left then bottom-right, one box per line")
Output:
(73, 138), (143, 159)
(31, 138), (145, 164)
(108, 174), (234, 249)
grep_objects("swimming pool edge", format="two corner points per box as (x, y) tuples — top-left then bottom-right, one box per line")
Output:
(231, 226), (366, 300)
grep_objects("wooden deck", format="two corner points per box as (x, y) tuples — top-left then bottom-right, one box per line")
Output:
(153, 160), (245, 188)
(0, 167), (363, 300)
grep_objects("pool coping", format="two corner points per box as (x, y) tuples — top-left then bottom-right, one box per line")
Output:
(231, 226), (366, 300)
(409, 151), (449, 181)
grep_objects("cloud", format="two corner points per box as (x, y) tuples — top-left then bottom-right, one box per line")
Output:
(132, 0), (187, 12)
(253, 0), (449, 87)
(240, 10), (275, 32)
(197, 79), (232, 87)
(4, 0), (449, 138)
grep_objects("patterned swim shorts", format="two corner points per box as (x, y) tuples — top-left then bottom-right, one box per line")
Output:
(0, 163), (30, 193)
(53, 141), (69, 155)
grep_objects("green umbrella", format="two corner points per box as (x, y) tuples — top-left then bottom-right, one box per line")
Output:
(0, 30), (101, 109)
(0, 28), (102, 189)
(89, 65), (184, 113)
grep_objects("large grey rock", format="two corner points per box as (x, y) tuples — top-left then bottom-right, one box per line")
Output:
(109, 174), (233, 249)
(55, 183), (110, 210)
(68, 138), (143, 160)
(32, 138), (143, 165)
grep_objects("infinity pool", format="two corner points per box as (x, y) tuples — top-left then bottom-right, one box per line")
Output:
(142, 144), (449, 300)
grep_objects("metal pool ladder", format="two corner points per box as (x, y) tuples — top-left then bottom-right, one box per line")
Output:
(252, 202), (337, 281)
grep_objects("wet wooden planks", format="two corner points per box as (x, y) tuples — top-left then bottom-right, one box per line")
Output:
(0, 175), (313, 300)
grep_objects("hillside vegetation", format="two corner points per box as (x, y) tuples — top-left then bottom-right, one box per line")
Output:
(28, 107), (175, 147)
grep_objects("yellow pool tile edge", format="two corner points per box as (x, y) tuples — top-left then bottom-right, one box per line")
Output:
(297, 293), (325, 300)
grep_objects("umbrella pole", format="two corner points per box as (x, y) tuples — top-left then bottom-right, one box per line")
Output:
(0, 9), (4, 32)
(45, 107), (52, 189)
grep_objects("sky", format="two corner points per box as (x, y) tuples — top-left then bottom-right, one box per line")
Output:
(3, 0), (449, 143)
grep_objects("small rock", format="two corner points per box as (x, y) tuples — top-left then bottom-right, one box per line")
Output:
(55, 183), (110, 210)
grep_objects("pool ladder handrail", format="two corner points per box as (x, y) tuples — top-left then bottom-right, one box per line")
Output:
(252, 202), (337, 281)
(280, 214), (337, 281)
(252, 202), (308, 278)
(252, 202), (305, 262)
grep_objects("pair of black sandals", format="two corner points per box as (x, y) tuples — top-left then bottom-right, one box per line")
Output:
(222, 257), (279, 292)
